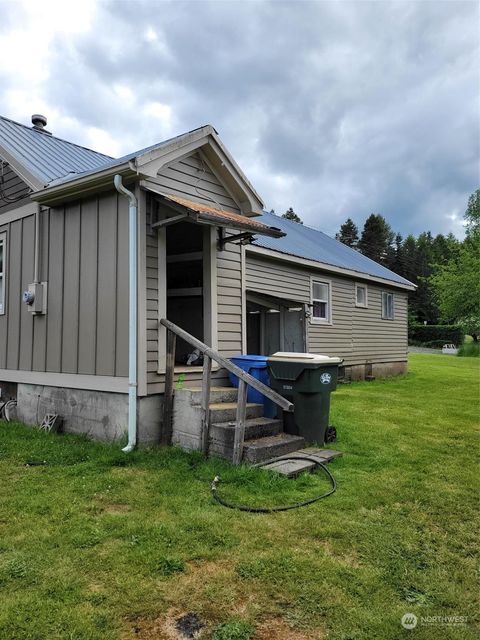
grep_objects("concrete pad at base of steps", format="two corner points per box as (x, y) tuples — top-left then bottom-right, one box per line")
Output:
(259, 458), (317, 478)
(257, 448), (343, 478)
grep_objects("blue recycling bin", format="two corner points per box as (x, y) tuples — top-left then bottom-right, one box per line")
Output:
(228, 355), (276, 419)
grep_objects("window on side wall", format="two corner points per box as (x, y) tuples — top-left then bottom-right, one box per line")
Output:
(355, 283), (368, 308)
(311, 280), (331, 323)
(0, 233), (5, 315)
(381, 291), (394, 320)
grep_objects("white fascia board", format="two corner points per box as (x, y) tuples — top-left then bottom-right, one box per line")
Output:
(207, 131), (264, 215)
(246, 245), (416, 291)
(31, 162), (134, 205)
(0, 143), (43, 190)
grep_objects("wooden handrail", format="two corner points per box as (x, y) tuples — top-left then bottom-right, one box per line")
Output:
(160, 318), (293, 411)
(160, 318), (294, 465)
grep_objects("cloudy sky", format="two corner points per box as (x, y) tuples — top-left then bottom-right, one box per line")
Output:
(0, 0), (478, 238)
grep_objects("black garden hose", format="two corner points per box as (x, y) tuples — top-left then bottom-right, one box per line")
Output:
(211, 456), (336, 513)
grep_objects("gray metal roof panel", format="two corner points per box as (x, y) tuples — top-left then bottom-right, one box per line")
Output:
(0, 115), (112, 186)
(253, 212), (414, 287)
(47, 125), (213, 187)
(0, 116), (213, 189)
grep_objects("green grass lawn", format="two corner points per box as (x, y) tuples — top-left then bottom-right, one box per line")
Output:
(0, 354), (478, 640)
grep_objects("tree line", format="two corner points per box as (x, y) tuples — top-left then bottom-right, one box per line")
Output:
(278, 191), (479, 339)
(334, 190), (479, 338)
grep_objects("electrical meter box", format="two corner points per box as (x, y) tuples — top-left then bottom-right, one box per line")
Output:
(23, 282), (48, 315)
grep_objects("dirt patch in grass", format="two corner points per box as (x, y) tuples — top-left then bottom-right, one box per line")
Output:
(101, 503), (131, 514)
(123, 609), (206, 639)
(254, 618), (325, 640)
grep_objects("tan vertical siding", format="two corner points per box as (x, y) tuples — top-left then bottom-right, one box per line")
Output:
(18, 215), (35, 370)
(96, 193), (118, 375)
(0, 191), (129, 378)
(6, 219), (23, 368)
(61, 204), (80, 373)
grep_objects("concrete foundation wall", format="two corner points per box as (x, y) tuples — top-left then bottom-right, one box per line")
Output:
(344, 360), (407, 381)
(15, 383), (164, 444)
(170, 389), (203, 451)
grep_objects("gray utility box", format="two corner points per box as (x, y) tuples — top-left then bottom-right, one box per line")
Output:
(268, 352), (343, 444)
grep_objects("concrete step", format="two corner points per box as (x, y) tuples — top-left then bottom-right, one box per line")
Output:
(211, 417), (282, 444)
(188, 386), (238, 403)
(242, 433), (305, 464)
(260, 458), (317, 478)
(209, 402), (263, 423)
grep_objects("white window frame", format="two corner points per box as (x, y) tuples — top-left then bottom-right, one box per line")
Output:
(381, 291), (395, 320)
(310, 278), (332, 324)
(0, 232), (6, 315)
(355, 283), (368, 308)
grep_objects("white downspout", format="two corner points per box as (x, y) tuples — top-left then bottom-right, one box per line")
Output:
(114, 175), (138, 453)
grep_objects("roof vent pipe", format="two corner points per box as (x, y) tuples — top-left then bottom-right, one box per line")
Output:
(31, 114), (47, 130)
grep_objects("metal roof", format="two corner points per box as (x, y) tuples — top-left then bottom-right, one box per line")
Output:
(47, 125), (213, 188)
(0, 115), (112, 186)
(252, 212), (414, 287)
(0, 115), (213, 189)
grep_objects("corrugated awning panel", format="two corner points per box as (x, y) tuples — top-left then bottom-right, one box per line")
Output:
(145, 187), (285, 238)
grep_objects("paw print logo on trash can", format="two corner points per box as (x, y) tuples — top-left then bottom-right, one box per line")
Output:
(320, 372), (332, 384)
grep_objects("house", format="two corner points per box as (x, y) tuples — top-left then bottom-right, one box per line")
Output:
(245, 212), (415, 380)
(0, 114), (415, 454)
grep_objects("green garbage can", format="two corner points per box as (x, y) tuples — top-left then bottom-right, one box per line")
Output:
(268, 352), (343, 444)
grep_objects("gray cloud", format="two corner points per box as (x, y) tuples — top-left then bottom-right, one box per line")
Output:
(2, 0), (479, 237)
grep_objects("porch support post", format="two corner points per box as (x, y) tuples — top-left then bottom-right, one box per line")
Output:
(232, 379), (248, 465)
(162, 329), (176, 445)
(200, 355), (212, 456)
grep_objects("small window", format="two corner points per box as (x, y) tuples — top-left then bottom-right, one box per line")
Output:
(0, 233), (5, 315)
(355, 283), (368, 308)
(382, 291), (394, 320)
(311, 280), (331, 323)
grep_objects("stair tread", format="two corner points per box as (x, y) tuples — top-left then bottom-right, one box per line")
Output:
(209, 402), (263, 410)
(188, 386), (236, 392)
(211, 417), (282, 429)
(243, 433), (305, 449)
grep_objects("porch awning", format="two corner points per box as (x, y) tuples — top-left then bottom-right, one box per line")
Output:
(141, 181), (285, 239)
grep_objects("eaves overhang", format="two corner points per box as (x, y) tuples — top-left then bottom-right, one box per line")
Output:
(30, 161), (137, 206)
(246, 245), (417, 291)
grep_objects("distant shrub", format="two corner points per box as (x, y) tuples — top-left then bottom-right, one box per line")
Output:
(409, 325), (464, 346)
(457, 342), (480, 357)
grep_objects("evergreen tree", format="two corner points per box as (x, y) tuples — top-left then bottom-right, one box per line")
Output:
(388, 233), (403, 272)
(413, 232), (439, 323)
(282, 207), (303, 224)
(357, 214), (394, 265)
(335, 218), (359, 248)
(400, 235), (418, 284)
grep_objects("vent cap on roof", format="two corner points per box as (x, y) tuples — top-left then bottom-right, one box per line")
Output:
(31, 114), (51, 134)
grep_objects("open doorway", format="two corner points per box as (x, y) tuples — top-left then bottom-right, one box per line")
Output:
(246, 293), (306, 355)
(166, 221), (204, 365)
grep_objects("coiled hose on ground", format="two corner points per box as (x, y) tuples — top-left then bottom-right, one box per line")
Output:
(211, 456), (336, 513)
